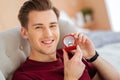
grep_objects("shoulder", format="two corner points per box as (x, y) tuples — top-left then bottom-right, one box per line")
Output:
(12, 58), (32, 80)
(12, 72), (32, 80)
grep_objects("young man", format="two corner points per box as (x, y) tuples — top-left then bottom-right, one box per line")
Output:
(12, 0), (120, 80)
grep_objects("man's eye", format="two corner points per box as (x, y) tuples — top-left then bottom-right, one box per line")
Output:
(35, 26), (42, 29)
(50, 25), (56, 28)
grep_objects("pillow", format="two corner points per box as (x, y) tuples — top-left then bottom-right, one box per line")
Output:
(0, 27), (30, 79)
(86, 31), (120, 48)
(97, 43), (120, 73)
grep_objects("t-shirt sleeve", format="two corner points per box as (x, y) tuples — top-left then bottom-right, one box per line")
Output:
(83, 60), (97, 79)
(12, 72), (32, 80)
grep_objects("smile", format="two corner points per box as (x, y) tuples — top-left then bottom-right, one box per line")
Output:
(41, 40), (54, 45)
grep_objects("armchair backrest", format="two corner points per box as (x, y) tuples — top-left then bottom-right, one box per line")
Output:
(0, 27), (30, 80)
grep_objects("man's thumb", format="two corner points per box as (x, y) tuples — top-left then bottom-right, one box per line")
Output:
(63, 49), (69, 63)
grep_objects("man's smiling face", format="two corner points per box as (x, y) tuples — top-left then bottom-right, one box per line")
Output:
(22, 10), (60, 55)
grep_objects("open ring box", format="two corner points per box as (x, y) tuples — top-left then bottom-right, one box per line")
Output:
(62, 34), (77, 52)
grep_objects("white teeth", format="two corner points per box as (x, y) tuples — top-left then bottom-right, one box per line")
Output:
(42, 40), (53, 44)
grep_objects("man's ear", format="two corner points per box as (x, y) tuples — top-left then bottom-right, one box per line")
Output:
(21, 27), (28, 39)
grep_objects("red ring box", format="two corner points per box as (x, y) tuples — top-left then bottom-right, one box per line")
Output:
(62, 34), (76, 52)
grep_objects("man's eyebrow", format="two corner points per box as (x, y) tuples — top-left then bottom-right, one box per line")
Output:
(32, 23), (43, 26)
(32, 22), (58, 26)
(50, 22), (58, 24)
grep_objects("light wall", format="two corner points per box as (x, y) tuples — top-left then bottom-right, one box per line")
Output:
(52, 0), (83, 17)
(82, 0), (111, 30)
(0, 0), (25, 31)
(105, 0), (120, 32)
(0, 0), (83, 31)
(0, 0), (110, 31)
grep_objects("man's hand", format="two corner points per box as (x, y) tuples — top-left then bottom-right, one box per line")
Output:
(63, 45), (85, 80)
(70, 33), (120, 80)
(74, 33), (96, 59)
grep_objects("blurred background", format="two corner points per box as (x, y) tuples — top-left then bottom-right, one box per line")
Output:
(1, 1), (120, 79)
(0, 0), (120, 32)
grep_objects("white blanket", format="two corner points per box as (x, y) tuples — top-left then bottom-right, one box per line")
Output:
(97, 43), (120, 73)
(0, 71), (5, 80)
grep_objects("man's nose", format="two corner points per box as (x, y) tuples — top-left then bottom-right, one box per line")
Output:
(44, 28), (52, 37)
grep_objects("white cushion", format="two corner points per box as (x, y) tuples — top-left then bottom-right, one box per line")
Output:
(97, 43), (120, 73)
(0, 27), (30, 80)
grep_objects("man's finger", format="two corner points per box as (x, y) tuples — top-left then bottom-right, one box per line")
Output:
(77, 45), (83, 59)
(63, 49), (69, 63)
(72, 45), (83, 61)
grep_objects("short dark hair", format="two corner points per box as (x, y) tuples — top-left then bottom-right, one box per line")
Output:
(18, 0), (60, 28)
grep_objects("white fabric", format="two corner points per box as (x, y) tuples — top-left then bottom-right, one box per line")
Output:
(0, 71), (5, 80)
(0, 27), (30, 80)
(97, 43), (120, 73)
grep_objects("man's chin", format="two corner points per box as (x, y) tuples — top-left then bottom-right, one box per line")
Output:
(41, 45), (57, 55)
(45, 50), (56, 55)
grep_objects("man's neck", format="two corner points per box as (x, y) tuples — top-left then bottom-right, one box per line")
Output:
(29, 50), (57, 62)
